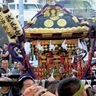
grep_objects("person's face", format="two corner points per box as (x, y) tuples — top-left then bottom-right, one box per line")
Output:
(13, 62), (18, 67)
(1, 60), (9, 70)
(3, 44), (8, 49)
(0, 48), (2, 51)
(21, 79), (34, 93)
(17, 62), (24, 72)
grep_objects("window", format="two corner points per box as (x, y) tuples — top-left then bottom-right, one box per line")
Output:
(9, 4), (15, 9)
(24, 4), (37, 10)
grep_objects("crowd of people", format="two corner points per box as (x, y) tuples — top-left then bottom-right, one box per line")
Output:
(0, 43), (95, 96)
(0, 75), (96, 96)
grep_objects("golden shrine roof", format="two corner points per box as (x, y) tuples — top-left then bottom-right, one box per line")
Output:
(24, 4), (89, 39)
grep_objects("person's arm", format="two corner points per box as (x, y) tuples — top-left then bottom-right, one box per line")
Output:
(1, 51), (9, 57)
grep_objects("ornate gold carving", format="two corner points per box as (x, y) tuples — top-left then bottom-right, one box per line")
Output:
(72, 16), (79, 23)
(50, 16), (59, 21)
(51, 9), (56, 17)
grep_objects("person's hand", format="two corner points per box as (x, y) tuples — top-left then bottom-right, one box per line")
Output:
(6, 73), (13, 77)
(23, 83), (38, 96)
(0, 77), (5, 81)
(84, 84), (91, 90)
(0, 77), (12, 81)
(34, 86), (47, 96)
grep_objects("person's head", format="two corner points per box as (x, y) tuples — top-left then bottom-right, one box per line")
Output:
(47, 80), (59, 95)
(3, 43), (8, 49)
(57, 77), (87, 96)
(13, 61), (18, 68)
(16, 61), (25, 73)
(1, 60), (9, 70)
(18, 73), (35, 94)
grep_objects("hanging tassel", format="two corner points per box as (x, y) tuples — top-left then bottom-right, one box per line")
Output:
(61, 39), (67, 50)
(36, 40), (44, 51)
(78, 39), (83, 49)
(49, 40), (55, 51)
(71, 56), (74, 63)
(81, 40), (88, 52)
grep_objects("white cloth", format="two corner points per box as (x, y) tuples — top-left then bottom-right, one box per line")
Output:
(24, 42), (31, 55)
(61, 40), (67, 50)
(36, 41), (44, 51)
(49, 40), (55, 51)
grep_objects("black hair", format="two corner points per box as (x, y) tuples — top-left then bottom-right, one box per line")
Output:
(47, 80), (59, 94)
(45, 80), (60, 88)
(57, 77), (81, 96)
(0, 46), (2, 49)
